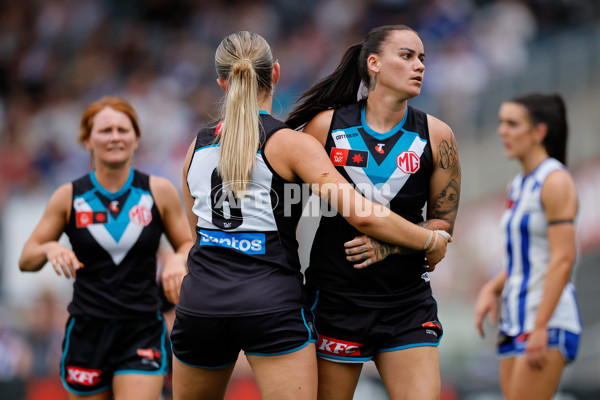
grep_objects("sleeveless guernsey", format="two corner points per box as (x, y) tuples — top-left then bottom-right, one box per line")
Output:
(65, 169), (163, 318)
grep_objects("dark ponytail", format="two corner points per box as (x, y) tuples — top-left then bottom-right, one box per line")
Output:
(511, 93), (569, 165)
(285, 43), (363, 129)
(286, 25), (416, 129)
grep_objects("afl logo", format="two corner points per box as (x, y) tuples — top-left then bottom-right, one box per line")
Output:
(129, 205), (152, 226)
(397, 151), (420, 174)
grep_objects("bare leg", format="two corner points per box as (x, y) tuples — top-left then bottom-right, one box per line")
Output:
(172, 357), (235, 400)
(112, 373), (164, 400)
(314, 357), (363, 400)
(374, 346), (440, 400)
(501, 350), (565, 400)
(246, 343), (318, 400)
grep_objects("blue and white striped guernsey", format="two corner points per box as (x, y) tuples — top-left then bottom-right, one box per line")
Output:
(499, 157), (582, 337)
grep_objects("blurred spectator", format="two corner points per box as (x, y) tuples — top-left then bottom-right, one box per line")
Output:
(1, 0), (597, 196)
(0, 304), (32, 400)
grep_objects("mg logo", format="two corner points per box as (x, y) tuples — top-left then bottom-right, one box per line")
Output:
(397, 150), (420, 174)
(129, 205), (152, 226)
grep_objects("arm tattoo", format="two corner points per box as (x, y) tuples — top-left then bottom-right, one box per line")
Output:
(438, 136), (459, 170)
(431, 178), (460, 220)
(432, 135), (461, 232)
(371, 238), (398, 259)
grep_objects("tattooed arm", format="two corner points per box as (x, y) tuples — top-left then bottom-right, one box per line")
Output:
(427, 114), (460, 235)
(343, 221), (450, 269)
(344, 116), (460, 270)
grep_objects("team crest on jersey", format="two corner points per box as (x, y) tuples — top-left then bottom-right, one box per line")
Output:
(330, 148), (368, 168)
(109, 200), (120, 212)
(396, 150), (420, 174)
(129, 205), (152, 226)
(76, 211), (109, 228)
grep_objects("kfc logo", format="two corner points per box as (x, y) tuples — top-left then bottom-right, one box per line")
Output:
(76, 211), (92, 228)
(317, 335), (362, 356)
(66, 366), (101, 386)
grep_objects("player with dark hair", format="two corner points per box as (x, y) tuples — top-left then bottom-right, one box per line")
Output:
(475, 93), (581, 400)
(286, 25), (461, 400)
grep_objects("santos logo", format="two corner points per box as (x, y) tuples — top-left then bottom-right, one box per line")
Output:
(198, 229), (266, 254)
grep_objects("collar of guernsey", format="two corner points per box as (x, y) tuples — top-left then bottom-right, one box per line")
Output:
(360, 103), (408, 139)
(89, 168), (134, 199)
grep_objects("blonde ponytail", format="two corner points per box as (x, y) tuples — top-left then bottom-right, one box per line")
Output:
(219, 59), (260, 197)
(215, 31), (274, 198)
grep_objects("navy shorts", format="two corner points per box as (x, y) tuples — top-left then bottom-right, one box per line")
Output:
(171, 307), (316, 369)
(60, 314), (168, 395)
(497, 328), (580, 363)
(307, 289), (443, 363)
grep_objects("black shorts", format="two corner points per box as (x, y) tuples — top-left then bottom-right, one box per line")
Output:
(171, 308), (316, 369)
(307, 289), (443, 363)
(60, 314), (168, 395)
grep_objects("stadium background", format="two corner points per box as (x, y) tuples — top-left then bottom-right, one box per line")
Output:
(1, 0), (599, 399)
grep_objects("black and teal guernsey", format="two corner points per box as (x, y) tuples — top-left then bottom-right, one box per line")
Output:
(65, 169), (164, 318)
(306, 101), (434, 307)
(178, 112), (305, 317)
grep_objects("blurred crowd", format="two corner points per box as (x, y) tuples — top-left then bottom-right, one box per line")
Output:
(1, 0), (600, 398)
(1, 0), (598, 206)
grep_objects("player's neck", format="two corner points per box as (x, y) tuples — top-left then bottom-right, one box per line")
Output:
(520, 147), (549, 175)
(92, 164), (132, 192)
(365, 94), (408, 133)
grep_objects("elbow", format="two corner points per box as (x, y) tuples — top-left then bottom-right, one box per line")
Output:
(18, 258), (31, 272)
(18, 255), (41, 272)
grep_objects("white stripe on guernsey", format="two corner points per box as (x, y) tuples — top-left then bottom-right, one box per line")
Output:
(332, 133), (426, 205)
(188, 146), (278, 232)
(74, 194), (154, 266)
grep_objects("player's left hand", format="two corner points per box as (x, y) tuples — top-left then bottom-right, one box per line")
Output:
(525, 328), (549, 370)
(344, 235), (397, 269)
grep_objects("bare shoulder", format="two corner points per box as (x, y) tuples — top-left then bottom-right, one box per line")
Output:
(266, 128), (329, 181)
(543, 168), (577, 198)
(303, 109), (334, 145)
(542, 168), (578, 216)
(50, 183), (73, 207)
(427, 114), (455, 143)
(427, 114), (459, 170)
(43, 183), (73, 221)
(150, 175), (179, 203)
(269, 128), (323, 150)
